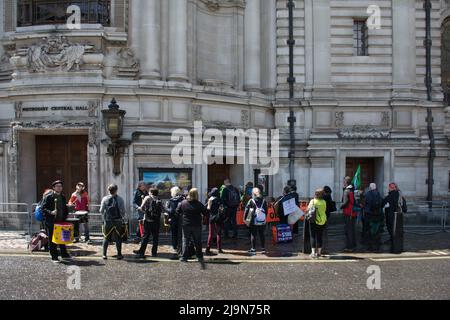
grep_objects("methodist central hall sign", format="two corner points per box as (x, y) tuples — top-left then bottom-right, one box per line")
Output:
(22, 106), (88, 112)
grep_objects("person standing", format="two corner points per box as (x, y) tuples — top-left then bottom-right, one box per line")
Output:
(322, 186), (336, 253)
(205, 188), (225, 255)
(274, 186), (296, 225)
(290, 185), (300, 234)
(100, 184), (126, 260)
(167, 186), (185, 255)
(68, 182), (91, 244)
(221, 179), (241, 239)
(41, 181), (71, 263)
(307, 189), (327, 259)
(364, 183), (383, 252)
(133, 181), (148, 243)
(176, 188), (206, 268)
(341, 176), (357, 252)
(133, 188), (163, 258)
(382, 183), (404, 254)
(244, 188), (268, 255)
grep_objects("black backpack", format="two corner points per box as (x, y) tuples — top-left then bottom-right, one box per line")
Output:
(106, 196), (121, 220)
(226, 187), (240, 208)
(146, 198), (162, 221)
(209, 198), (226, 224)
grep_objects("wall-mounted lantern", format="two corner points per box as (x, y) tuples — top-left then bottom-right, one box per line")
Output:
(101, 98), (130, 175)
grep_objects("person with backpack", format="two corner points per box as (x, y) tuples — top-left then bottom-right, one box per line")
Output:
(205, 188), (225, 256)
(40, 181), (71, 263)
(341, 176), (357, 252)
(364, 183), (383, 252)
(133, 188), (163, 258)
(221, 179), (241, 239)
(68, 182), (91, 244)
(244, 188), (268, 255)
(166, 186), (185, 255)
(382, 182), (405, 254)
(100, 184), (126, 260)
(176, 188), (207, 268)
(306, 189), (327, 259)
(133, 181), (148, 243)
(241, 182), (253, 206)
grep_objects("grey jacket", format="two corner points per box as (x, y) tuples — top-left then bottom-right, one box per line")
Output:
(100, 194), (126, 222)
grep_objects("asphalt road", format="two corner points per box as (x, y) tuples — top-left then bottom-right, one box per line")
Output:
(0, 254), (449, 300)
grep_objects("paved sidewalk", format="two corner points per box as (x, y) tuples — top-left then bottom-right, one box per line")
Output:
(1, 227), (449, 261)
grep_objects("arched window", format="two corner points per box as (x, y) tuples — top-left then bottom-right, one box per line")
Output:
(442, 18), (450, 105)
(17, 0), (111, 27)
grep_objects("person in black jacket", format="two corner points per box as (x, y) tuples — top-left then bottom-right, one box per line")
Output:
(364, 183), (383, 252)
(133, 188), (163, 258)
(221, 179), (241, 239)
(244, 188), (268, 255)
(41, 180), (71, 263)
(382, 183), (404, 254)
(133, 181), (148, 243)
(322, 186), (336, 253)
(274, 186), (295, 224)
(166, 186), (185, 254)
(205, 188), (225, 255)
(176, 188), (207, 267)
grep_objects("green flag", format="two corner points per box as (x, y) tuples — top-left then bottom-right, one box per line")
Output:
(352, 164), (361, 190)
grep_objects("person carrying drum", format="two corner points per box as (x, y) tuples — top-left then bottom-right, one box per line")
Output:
(40, 180), (71, 263)
(68, 182), (91, 244)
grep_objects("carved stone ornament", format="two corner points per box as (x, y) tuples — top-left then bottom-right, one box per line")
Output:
(192, 105), (203, 122)
(114, 47), (140, 79)
(23, 36), (94, 72)
(241, 110), (250, 128)
(335, 112), (344, 127)
(338, 126), (391, 139)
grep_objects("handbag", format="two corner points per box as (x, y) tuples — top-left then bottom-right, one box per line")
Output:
(245, 207), (254, 227)
(305, 202), (317, 223)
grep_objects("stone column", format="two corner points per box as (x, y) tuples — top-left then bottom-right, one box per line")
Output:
(244, 0), (261, 91)
(261, 0), (277, 95)
(142, 0), (161, 79)
(392, 0), (416, 97)
(304, 0), (314, 95)
(313, 0), (331, 89)
(129, 0), (142, 58)
(168, 0), (188, 82)
(0, 0), (4, 58)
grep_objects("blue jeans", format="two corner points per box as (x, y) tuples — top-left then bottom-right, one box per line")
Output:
(224, 207), (238, 238)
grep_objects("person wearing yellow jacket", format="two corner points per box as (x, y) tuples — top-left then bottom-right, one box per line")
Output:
(307, 189), (328, 259)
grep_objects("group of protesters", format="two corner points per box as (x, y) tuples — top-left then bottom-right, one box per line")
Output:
(37, 176), (406, 264)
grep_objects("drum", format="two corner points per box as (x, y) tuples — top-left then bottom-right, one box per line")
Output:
(52, 222), (74, 245)
(73, 211), (88, 217)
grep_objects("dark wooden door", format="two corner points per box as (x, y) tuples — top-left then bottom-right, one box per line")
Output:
(36, 135), (88, 201)
(346, 158), (375, 191)
(208, 164), (231, 191)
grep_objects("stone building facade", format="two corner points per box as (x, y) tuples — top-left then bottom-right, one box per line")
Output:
(0, 0), (448, 208)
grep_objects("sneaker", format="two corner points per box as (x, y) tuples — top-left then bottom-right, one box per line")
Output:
(102, 256), (107, 260)
(73, 239), (79, 244)
(52, 258), (61, 264)
(86, 239), (93, 245)
(205, 249), (213, 256)
(180, 258), (188, 263)
(248, 249), (256, 255)
(117, 255), (124, 260)
(151, 253), (158, 258)
(261, 249), (267, 255)
(133, 251), (145, 259)
(309, 253), (318, 259)
(218, 249), (224, 254)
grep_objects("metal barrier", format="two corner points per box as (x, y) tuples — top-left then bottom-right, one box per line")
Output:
(0, 203), (31, 235)
(1, 200), (448, 238)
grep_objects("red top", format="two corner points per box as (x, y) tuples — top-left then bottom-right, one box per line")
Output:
(68, 191), (89, 212)
(343, 191), (356, 217)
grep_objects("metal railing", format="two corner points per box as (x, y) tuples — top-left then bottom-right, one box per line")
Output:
(0, 200), (448, 237)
